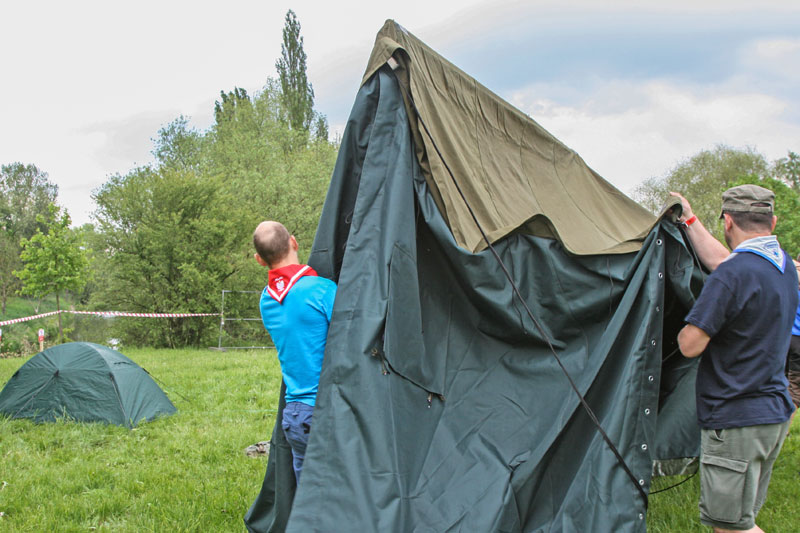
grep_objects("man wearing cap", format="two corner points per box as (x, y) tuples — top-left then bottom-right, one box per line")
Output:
(253, 220), (337, 483)
(672, 185), (797, 533)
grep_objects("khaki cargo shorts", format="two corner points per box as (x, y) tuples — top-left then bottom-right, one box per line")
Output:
(699, 420), (790, 530)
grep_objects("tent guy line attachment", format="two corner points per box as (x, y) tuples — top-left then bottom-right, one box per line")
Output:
(390, 62), (650, 509)
(142, 368), (193, 404)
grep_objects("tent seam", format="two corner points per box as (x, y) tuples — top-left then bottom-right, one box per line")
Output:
(109, 372), (132, 429)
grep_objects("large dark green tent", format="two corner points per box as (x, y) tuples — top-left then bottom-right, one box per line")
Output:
(0, 342), (176, 428)
(246, 21), (702, 533)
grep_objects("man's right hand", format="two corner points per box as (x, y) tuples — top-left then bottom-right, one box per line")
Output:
(669, 191), (729, 271)
(669, 191), (694, 223)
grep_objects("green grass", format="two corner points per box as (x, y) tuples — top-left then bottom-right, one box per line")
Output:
(647, 417), (800, 532)
(1, 294), (59, 319)
(0, 348), (798, 532)
(0, 348), (282, 532)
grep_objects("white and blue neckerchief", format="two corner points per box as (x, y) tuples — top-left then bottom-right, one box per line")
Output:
(729, 235), (786, 273)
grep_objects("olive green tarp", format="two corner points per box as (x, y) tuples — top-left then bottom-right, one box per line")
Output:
(362, 21), (660, 256)
(0, 342), (176, 428)
(245, 21), (702, 533)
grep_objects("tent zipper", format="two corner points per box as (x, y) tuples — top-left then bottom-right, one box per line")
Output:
(370, 347), (390, 375)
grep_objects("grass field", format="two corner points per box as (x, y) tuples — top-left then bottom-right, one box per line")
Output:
(0, 348), (797, 532)
(0, 348), (281, 532)
(647, 423), (799, 532)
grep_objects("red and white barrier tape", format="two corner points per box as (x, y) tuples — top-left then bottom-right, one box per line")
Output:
(0, 311), (62, 326)
(0, 310), (219, 327)
(69, 311), (219, 318)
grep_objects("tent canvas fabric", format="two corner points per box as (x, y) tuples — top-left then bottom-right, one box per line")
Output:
(0, 342), (176, 428)
(245, 21), (702, 533)
(361, 21), (665, 256)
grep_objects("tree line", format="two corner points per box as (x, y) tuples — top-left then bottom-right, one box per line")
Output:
(2, 12), (799, 353)
(633, 146), (800, 256)
(1, 11), (337, 352)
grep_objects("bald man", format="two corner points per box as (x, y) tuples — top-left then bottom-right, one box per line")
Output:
(253, 221), (337, 482)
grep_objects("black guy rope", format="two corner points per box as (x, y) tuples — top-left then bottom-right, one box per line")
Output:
(650, 471), (698, 495)
(142, 368), (193, 404)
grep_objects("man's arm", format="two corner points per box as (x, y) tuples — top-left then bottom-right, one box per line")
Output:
(669, 192), (730, 271)
(677, 324), (710, 358)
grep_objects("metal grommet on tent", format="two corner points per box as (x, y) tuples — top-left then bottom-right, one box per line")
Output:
(655, 306), (660, 313)
(650, 339), (656, 346)
(641, 444), (648, 451)
(638, 479), (645, 486)
(658, 272), (664, 279)
(656, 239), (663, 245)
(648, 375), (654, 382)
(639, 513), (644, 520)
(644, 408), (651, 415)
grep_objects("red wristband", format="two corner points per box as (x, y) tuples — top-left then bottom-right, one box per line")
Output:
(684, 215), (697, 227)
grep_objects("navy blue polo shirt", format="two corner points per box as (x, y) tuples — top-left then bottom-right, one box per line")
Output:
(686, 249), (797, 429)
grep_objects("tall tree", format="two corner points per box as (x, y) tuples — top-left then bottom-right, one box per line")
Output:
(15, 205), (89, 342)
(731, 175), (800, 258)
(313, 113), (329, 142)
(87, 54), (338, 347)
(0, 162), (59, 314)
(773, 150), (800, 193)
(276, 10), (315, 132)
(0, 231), (19, 315)
(0, 163), (59, 239)
(92, 167), (249, 347)
(208, 80), (336, 254)
(633, 145), (769, 242)
(214, 88), (252, 125)
(153, 116), (206, 172)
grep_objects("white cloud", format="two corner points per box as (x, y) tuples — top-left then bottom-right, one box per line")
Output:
(739, 37), (800, 84)
(1, 0), (798, 226)
(508, 80), (800, 195)
(79, 110), (183, 170)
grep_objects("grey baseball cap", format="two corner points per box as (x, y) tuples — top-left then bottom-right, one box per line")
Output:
(720, 184), (774, 219)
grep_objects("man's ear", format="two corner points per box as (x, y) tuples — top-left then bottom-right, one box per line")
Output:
(771, 215), (777, 232)
(723, 214), (734, 232)
(290, 235), (298, 251)
(254, 253), (268, 267)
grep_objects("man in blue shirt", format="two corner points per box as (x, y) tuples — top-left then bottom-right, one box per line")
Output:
(673, 185), (797, 533)
(253, 221), (337, 482)
(788, 255), (800, 415)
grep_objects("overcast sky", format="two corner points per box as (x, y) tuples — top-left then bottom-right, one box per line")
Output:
(1, 0), (798, 226)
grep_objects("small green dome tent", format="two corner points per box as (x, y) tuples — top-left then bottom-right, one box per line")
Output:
(0, 342), (176, 428)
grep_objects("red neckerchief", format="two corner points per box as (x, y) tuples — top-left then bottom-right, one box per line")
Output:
(267, 264), (318, 303)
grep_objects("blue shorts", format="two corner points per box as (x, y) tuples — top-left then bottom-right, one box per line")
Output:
(281, 401), (314, 483)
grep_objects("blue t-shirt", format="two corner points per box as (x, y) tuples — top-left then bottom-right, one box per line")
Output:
(686, 250), (797, 429)
(260, 276), (337, 406)
(793, 289), (800, 337)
